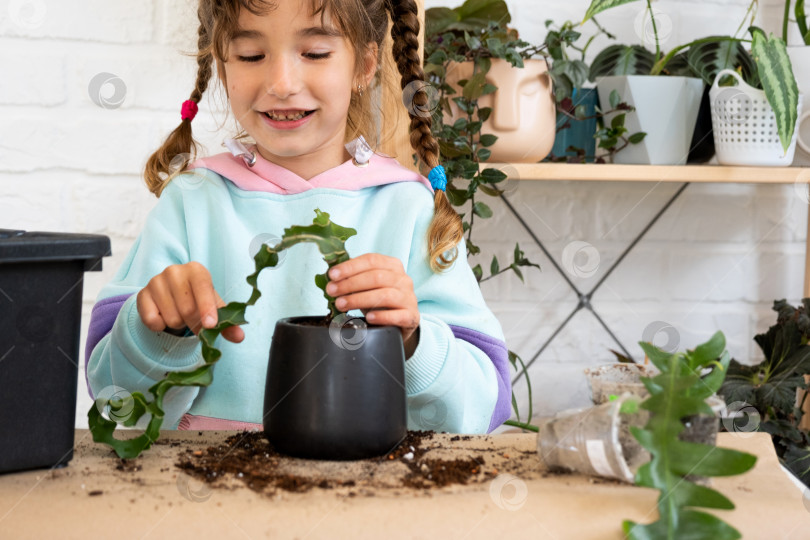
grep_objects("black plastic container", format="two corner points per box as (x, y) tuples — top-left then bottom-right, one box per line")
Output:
(263, 316), (407, 460)
(687, 84), (716, 164)
(0, 229), (110, 474)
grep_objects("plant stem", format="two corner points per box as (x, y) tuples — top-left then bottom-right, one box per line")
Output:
(466, 63), (478, 247)
(646, 0), (661, 64)
(734, 0), (758, 39)
(590, 16), (616, 41)
(503, 419), (540, 432)
(784, 0), (792, 42)
(479, 267), (511, 283)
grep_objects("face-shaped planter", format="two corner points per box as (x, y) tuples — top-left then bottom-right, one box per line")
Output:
(444, 58), (556, 163)
(263, 316), (407, 460)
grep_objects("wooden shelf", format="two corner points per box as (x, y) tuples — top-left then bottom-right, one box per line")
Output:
(482, 163), (810, 184)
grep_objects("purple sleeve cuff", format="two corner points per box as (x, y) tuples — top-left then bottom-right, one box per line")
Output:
(84, 293), (134, 398)
(449, 325), (511, 433)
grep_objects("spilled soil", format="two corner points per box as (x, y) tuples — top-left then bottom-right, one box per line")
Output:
(175, 430), (539, 497)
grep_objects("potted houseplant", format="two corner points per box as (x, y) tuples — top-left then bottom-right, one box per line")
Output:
(785, 0), (810, 165)
(721, 299), (810, 486)
(707, 26), (802, 166)
(88, 210), (407, 460)
(543, 18), (648, 163)
(583, 0), (801, 167)
(0, 229), (110, 474)
(583, 0), (706, 165)
(425, 0), (555, 163)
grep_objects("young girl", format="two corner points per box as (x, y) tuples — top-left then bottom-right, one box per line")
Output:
(85, 0), (511, 434)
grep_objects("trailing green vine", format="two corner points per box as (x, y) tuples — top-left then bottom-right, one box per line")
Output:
(425, 0), (543, 429)
(88, 209), (355, 459)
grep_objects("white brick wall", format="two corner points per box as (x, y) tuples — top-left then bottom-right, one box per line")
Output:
(0, 0), (806, 429)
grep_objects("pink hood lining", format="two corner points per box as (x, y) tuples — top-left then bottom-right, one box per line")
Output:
(188, 147), (434, 196)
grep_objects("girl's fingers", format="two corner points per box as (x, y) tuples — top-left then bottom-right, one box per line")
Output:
(188, 266), (219, 329)
(328, 253), (403, 281)
(222, 325), (245, 343)
(166, 268), (203, 333)
(326, 269), (412, 298)
(148, 276), (186, 331)
(136, 289), (166, 332)
(333, 287), (408, 312)
(363, 308), (419, 330)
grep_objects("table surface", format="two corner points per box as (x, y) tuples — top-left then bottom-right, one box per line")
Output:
(0, 430), (806, 539)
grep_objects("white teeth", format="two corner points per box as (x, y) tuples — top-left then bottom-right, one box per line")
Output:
(267, 111), (307, 121)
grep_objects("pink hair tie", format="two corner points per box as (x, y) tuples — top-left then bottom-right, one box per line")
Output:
(181, 99), (198, 121)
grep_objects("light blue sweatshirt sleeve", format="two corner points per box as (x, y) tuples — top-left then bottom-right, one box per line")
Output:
(403, 203), (512, 434)
(86, 184), (204, 429)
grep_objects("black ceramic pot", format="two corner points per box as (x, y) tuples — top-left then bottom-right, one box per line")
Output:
(263, 316), (407, 460)
(687, 84), (716, 164)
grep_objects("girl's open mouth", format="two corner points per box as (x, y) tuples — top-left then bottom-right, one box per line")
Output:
(263, 110), (315, 121)
(261, 109), (315, 130)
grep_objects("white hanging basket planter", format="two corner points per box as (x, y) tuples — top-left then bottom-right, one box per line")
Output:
(709, 69), (804, 167)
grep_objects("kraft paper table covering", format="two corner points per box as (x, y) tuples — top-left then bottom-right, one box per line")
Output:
(0, 431), (806, 539)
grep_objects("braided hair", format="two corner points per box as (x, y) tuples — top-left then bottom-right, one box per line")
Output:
(144, 0), (463, 272)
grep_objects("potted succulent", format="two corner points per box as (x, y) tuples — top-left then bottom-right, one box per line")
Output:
(88, 210), (407, 460)
(622, 331), (758, 539)
(537, 330), (758, 540)
(583, 0), (801, 167)
(425, 0), (555, 163)
(0, 229), (110, 474)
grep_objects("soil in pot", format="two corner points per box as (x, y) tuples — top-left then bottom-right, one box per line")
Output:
(585, 363), (656, 405)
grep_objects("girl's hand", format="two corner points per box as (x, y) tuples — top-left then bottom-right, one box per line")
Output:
(137, 262), (245, 343)
(326, 253), (420, 357)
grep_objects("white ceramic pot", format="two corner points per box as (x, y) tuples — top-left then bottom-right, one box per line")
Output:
(787, 46), (810, 166)
(443, 58), (556, 163)
(709, 69), (803, 167)
(595, 75), (704, 165)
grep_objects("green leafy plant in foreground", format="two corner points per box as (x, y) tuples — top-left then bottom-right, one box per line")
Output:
(625, 331), (757, 540)
(88, 209), (356, 459)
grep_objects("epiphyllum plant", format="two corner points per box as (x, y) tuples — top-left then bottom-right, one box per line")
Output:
(583, 0), (800, 153)
(89, 209), (356, 459)
(625, 332), (757, 540)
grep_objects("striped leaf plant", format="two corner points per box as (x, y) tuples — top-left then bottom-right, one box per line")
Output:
(583, 0), (800, 153)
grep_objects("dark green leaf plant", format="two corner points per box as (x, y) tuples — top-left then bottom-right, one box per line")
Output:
(624, 331), (758, 539)
(721, 299), (810, 486)
(88, 209), (356, 459)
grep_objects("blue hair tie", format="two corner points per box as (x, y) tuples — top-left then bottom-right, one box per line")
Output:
(428, 165), (447, 192)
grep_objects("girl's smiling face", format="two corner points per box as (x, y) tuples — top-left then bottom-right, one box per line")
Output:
(223, 1), (375, 179)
